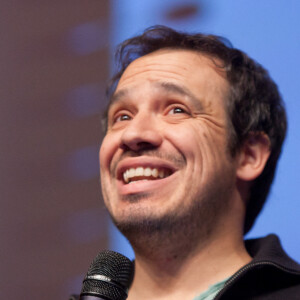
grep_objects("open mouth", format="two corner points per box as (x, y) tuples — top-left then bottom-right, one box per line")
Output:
(122, 167), (173, 184)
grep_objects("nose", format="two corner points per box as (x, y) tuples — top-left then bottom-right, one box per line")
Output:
(120, 113), (163, 152)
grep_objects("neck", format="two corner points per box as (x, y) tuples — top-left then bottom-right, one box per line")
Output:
(127, 222), (251, 300)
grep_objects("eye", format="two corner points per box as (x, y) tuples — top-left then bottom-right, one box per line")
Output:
(108, 105), (134, 129)
(168, 106), (189, 115)
(114, 113), (132, 123)
(171, 107), (185, 114)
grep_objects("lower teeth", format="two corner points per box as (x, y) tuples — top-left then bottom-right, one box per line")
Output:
(129, 179), (150, 184)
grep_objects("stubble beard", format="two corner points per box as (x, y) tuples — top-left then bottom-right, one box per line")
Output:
(108, 176), (234, 258)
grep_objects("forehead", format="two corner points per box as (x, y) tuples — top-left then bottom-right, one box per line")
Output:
(109, 49), (229, 110)
(119, 49), (226, 85)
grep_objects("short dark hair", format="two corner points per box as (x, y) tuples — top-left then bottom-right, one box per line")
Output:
(105, 25), (287, 234)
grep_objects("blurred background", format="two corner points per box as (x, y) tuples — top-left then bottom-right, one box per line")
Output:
(1, 0), (299, 299)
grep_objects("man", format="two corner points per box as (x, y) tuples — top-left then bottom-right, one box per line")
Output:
(99, 26), (300, 299)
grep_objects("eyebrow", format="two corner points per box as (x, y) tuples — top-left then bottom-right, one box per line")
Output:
(109, 89), (129, 106)
(157, 82), (203, 109)
(109, 81), (203, 110)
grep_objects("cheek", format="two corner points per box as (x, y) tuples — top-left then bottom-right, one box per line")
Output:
(166, 123), (208, 151)
(164, 124), (202, 163)
(166, 122), (228, 166)
(99, 133), (119, 171)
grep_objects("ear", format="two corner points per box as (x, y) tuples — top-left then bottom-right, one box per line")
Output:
(236, 133), (271, 181)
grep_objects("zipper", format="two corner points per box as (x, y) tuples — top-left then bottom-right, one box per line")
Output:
(213, 260), (300, 300)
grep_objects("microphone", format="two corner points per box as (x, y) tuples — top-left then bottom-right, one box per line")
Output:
(79, 250), (134, 300)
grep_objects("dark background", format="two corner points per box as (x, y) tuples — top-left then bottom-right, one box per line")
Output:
(1, 1), (110, 298)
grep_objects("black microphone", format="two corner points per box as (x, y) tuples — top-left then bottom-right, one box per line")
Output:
(79, 250), (134, 300)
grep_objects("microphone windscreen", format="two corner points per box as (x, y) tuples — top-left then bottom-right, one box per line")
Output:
(80, 250), (134, 300)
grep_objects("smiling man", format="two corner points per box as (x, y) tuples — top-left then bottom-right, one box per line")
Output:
(99, 26), (300, 299)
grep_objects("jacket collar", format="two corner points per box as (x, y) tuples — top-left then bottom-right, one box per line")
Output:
(245, 234), (300, 273)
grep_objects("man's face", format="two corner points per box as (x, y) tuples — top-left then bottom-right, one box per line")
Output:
(99, 49), (238, 237)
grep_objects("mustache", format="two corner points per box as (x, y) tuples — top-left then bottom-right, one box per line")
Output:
(110, 149), (186, 175)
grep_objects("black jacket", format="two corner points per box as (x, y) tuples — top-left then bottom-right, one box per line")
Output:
(70, 235), (300, 300)
(215, 234), (300, 299)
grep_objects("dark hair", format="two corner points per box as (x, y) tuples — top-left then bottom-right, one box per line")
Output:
(105, 25), (287, 234)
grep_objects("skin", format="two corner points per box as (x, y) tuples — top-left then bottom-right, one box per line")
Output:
(99, 49), (269, 299)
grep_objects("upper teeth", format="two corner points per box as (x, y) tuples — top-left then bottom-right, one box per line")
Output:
(123, 167), (168, 183)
